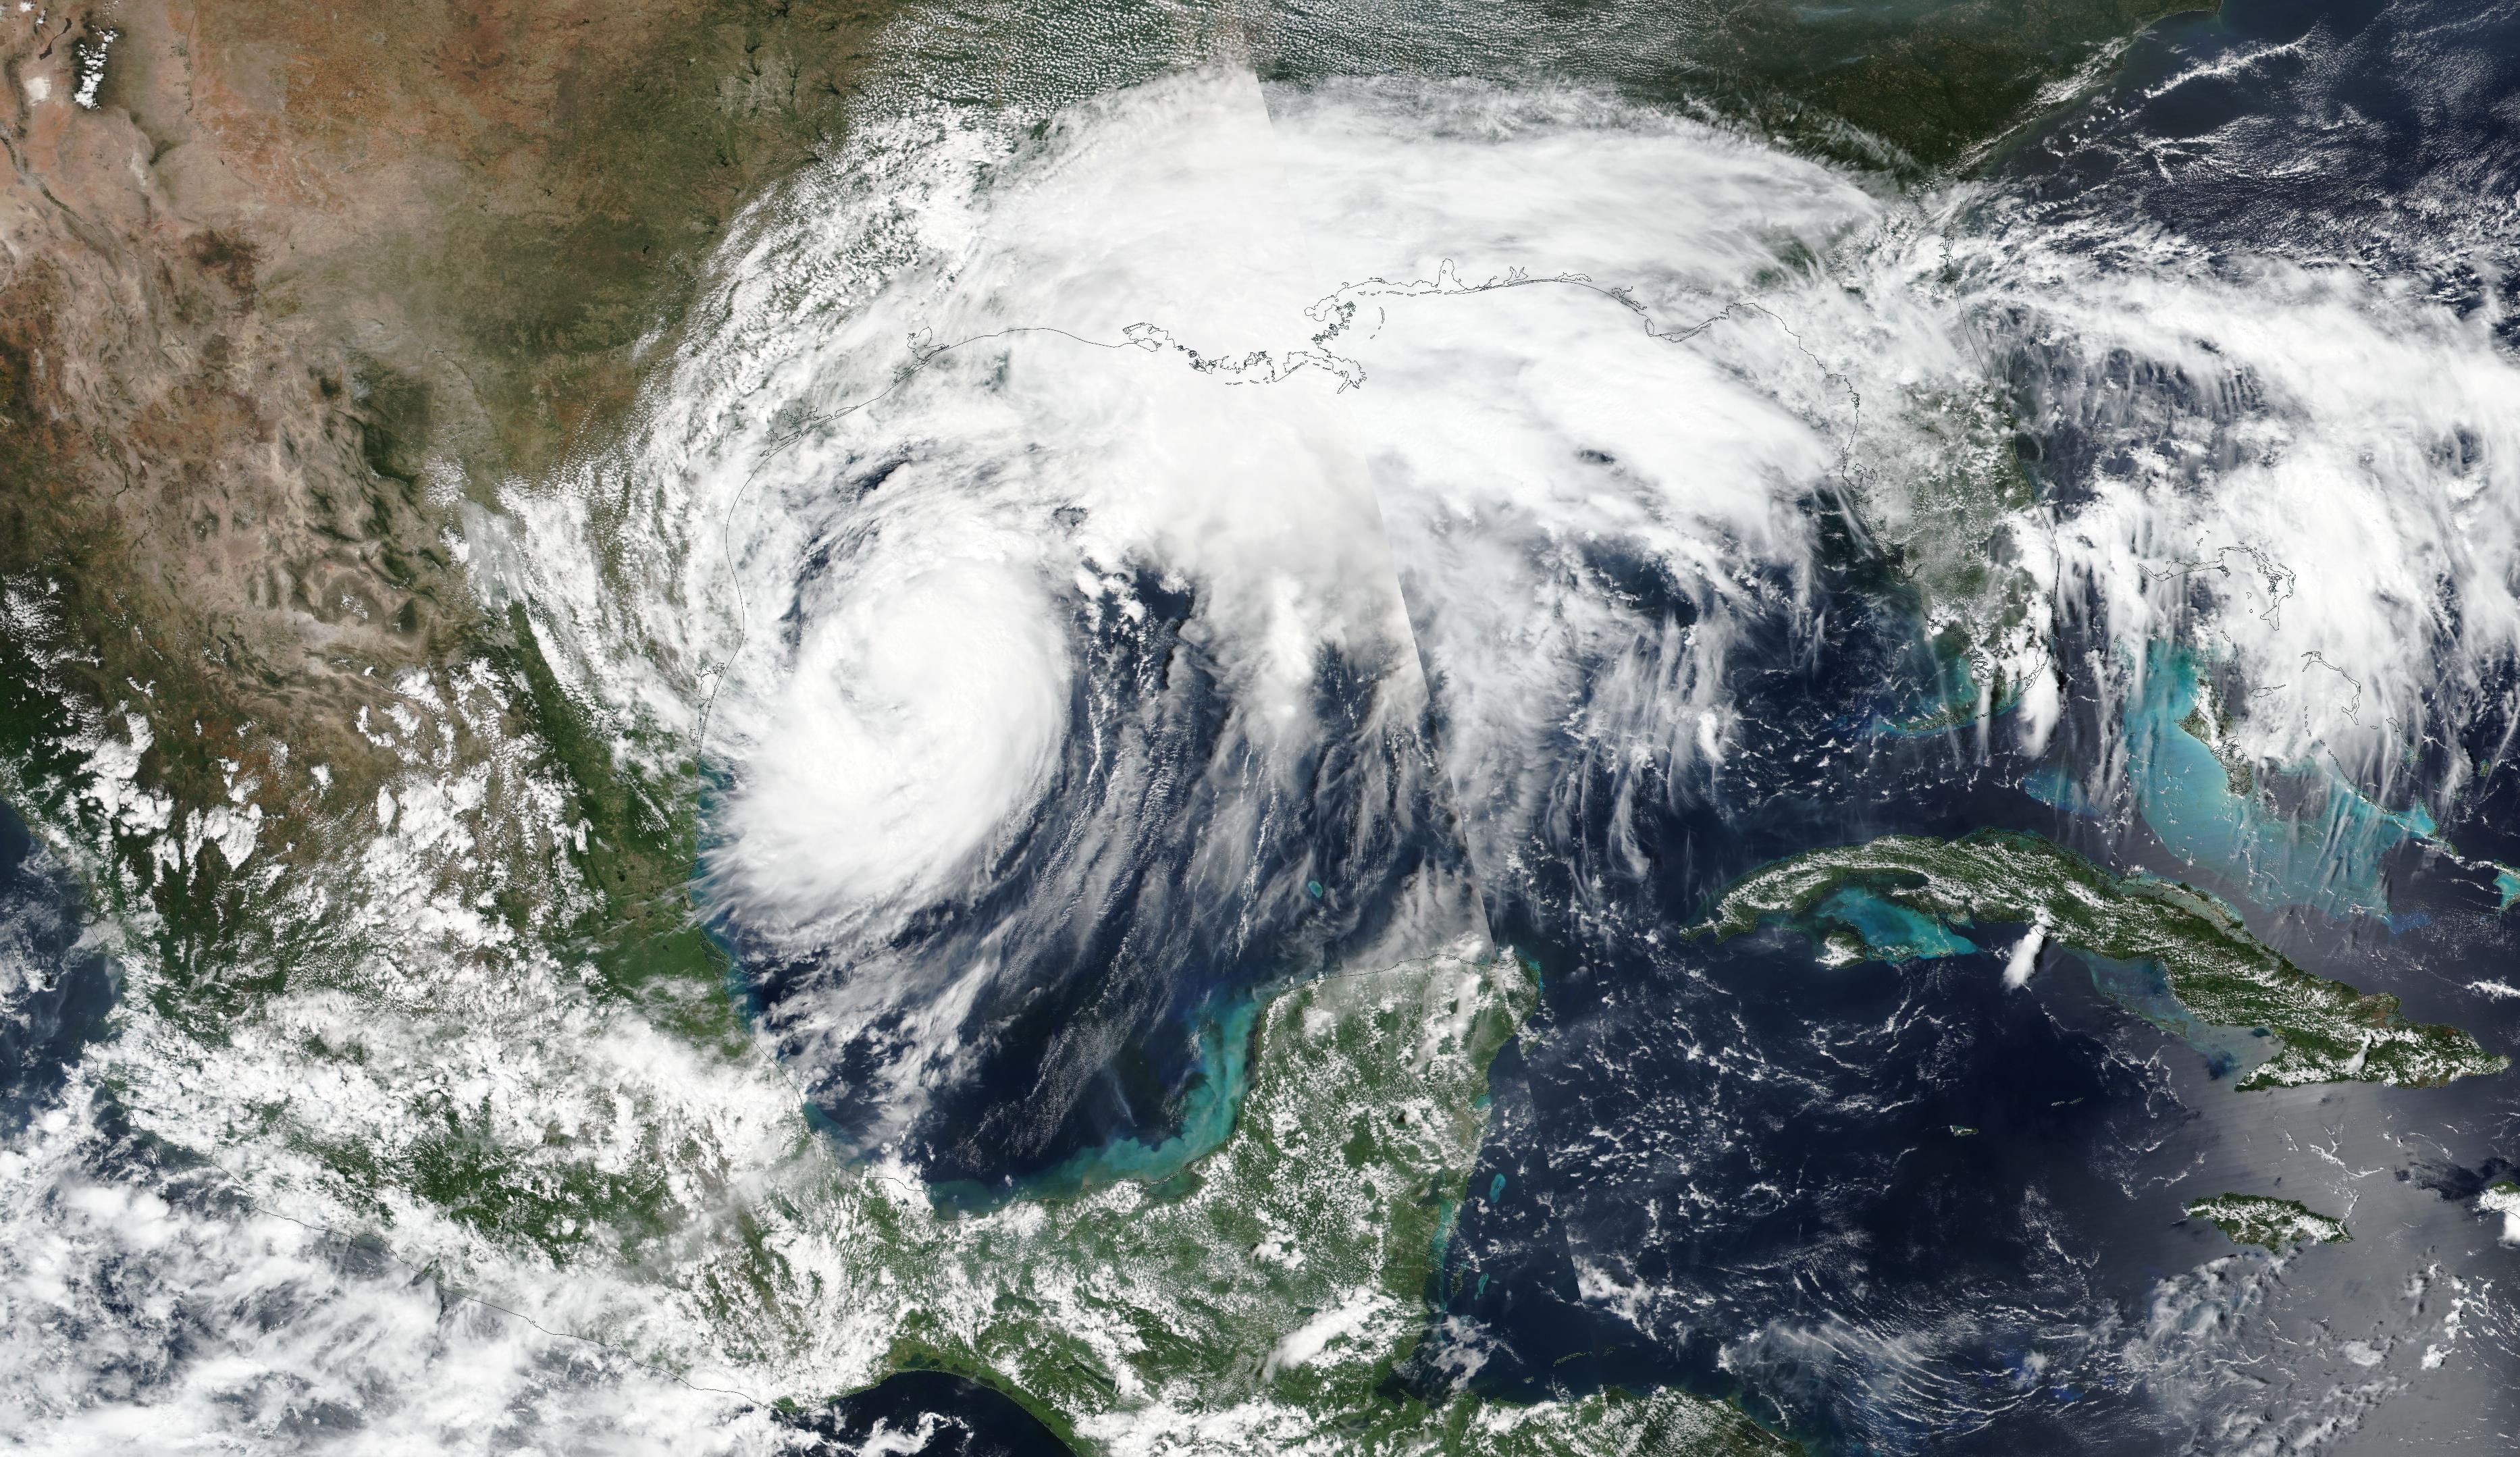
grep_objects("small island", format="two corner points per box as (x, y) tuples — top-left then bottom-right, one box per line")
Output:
(2184, 1194), (2351, 1252)
(2478, 1180), (2520, 1244)
(1696, 829), (2506, 1091)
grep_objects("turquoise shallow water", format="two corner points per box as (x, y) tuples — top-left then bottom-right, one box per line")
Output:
(2068, 951), (2274, 1082)
(2037, 646), (2432, 918)
(929, 992), (1263, 1211)
(1800, 872), (2270, 1083)
(1818, 886), (1978, 961)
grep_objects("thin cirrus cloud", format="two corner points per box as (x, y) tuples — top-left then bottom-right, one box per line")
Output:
(504, 63), (2520, 1157)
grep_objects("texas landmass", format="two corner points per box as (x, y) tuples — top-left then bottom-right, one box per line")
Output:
(1, 1), (2220, 1452)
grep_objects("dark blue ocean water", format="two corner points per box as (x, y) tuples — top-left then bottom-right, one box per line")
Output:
(1425, 2), (2520, 1450)
(708, 0), (2520, 1448)
(2006, 0), (2520, 304)
(1417, 574), (2520, 1448)
(785, 1371), (1074, 1456)
(712, 568), (1471, 1194)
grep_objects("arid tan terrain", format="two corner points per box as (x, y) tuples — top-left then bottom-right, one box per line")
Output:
(0, 0), (889, 901)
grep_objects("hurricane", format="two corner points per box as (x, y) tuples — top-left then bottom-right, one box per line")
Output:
(7, 0), (2520, 1452)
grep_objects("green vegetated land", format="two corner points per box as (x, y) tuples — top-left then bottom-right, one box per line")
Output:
(1673, 0), (2206, 171)
(1698, 828), (2506, 1090)
(1242, 0), (2211, 174)
(2183, 1194), (2349, 1253)
(0, 0), (911, 1038)
(2, 3), (2239, 1451)
(716, 952), (1791, 1454)
(0, 0), (2222, 1052)
(2479, 1179), (2520, 1230)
